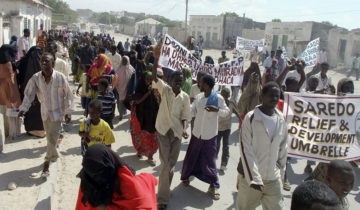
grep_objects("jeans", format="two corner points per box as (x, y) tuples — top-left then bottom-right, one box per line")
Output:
(216, 129), (230, 166)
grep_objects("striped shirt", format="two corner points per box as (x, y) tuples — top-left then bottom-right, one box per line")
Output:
(20, 71), (74, 122)
(97, 90), (115, 117)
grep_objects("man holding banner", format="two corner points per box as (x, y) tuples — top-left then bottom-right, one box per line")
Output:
(151, 46), (192, 210)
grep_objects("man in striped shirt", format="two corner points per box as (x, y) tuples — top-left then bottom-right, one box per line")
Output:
(97, 79), (116, 129)
(19, 52), (73, 177)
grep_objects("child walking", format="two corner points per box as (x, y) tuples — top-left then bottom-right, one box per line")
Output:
(217, 87), (240, 172)
(97, 79), (116, 129)
(79, 100), (115, 155)
(76, 68), (92, 116)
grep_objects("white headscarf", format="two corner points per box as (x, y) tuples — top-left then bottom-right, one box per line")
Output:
(115, 56), (134, 100)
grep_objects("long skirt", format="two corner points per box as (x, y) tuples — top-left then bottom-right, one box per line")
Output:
(24, 99), (44, 135)
(130, 108), (158, 158)
(181, 135), (220, 188)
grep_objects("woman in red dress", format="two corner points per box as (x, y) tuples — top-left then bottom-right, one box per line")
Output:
(75, 144), (158, 210)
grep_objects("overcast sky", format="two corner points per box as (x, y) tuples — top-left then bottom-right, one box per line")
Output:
(64, 0), (360, 30)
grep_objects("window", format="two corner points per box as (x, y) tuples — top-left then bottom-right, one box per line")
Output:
(207, 26), (211, 31)
(352, 40), (360, 55)
(23, 18), (28, 29)
(338, 39), (347, 62)
(272, 35), (279, 50)
(212, 33), (218, 41)
(282, 35), (288, 47)
(213, 27), (217, 30)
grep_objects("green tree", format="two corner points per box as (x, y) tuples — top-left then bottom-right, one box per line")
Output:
(222, 12), (239, 17)
(41, 0), (78, 23)
(272, 18), (281, 22)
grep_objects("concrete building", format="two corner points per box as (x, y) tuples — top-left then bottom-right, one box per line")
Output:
(135, 18), (161, 36)
(0, 0), (52, 46)
(265, 21), (359, 67)
(327, 28), (360, 67)
(189, 15), (265, 49)
(189, 15), (224, 48)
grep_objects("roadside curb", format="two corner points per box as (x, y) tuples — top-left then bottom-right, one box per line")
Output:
(34, 158), (60, 210)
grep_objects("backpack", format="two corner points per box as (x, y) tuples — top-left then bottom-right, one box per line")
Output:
(81, 118), (91, 156)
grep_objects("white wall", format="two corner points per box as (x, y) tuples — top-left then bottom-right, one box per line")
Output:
(1, 0), (51, 46)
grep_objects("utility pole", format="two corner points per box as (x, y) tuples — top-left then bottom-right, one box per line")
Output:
(184, 0), (188, 43)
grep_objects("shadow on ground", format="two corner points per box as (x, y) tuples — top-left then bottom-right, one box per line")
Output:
(166, 183), (214, 209)
(0, 164), (46, 191)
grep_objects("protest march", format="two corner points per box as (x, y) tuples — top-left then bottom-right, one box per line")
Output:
(0, 1), (359, 210)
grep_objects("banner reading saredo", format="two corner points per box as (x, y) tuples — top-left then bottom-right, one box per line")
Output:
(159, 34), (245, 86)
(284, 92), (360, 162)
(298, 38), (320, 68)
(236, 36), (265, 52)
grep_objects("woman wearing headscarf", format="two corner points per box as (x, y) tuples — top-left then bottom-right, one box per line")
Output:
(87, 54), (113, 99)
(181, 66), (192, 95)
(75, 144), (158, 210)
(17, 46), (45, 137)
(115, 56), (134, 120)
(204, 56), (214, 65)
(130, 72), (159, 166)
(117, 41), (124, 57)
(0, 45), (22, 140)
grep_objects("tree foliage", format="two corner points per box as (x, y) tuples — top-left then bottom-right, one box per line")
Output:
(222, 12), (240, 17)
(41, 0), (77, 23)
(272, 18), (282, 22)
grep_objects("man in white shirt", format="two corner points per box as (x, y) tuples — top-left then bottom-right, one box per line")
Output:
(348, 54), (360, 80)
(181, 74), (230, 200)
(263, 50), (275, 69)
(152, 48), (191, 210)
(236, 82), (288, 210)
(124, 38), (130, 52)
(18, 29), (30, 58)
(314, 62), (335, 94)
(19, 53), (73, 178)
(107, 45), (122, 70)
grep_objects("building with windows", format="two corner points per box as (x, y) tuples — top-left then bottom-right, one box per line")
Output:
(135, 18), (161, 36)
(189, 15), (265, 49)
(265, 21), (360, 67)
(0, 0), (52, 46)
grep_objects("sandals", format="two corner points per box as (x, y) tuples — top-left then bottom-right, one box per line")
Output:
(182, 179), (190, 187)
(208, 187), (220, 200)
(146, 159), (156, 166)
(283, 180), (291, 191)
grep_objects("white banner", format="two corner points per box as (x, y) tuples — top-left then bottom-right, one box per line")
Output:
(284, 92), (360, 162)
(298, 38), (320, 68)
(159, 34), (245, 86)
(236, 36), (265, 52)
(281, 46), (290, 61)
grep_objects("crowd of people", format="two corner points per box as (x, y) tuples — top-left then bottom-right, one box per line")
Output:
(0, 24), (358, 210)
